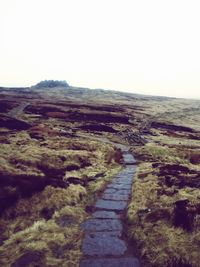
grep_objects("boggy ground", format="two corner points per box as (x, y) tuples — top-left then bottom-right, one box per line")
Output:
(0, 86), (200, 267)
(128, 107), (200, 267)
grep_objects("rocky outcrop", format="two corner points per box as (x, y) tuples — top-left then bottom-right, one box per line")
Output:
(118, 130), (147, 145)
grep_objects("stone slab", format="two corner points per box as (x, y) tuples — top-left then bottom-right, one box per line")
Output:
(123, 170), (137, 175)
(93, 211), (119, 219)
(117, 170), (134, 174)
(107, 183), (131, 190)
(102, 187), (132, 195)
(112, 178), (133, 185)
(95, 199), (127, 211)
(117, 190), (132, 195)
(115, 173), (134, 178)
(102, 193), (129, 201)
(103, 188), (117, 194)
(81, 235), (127, 256)
(81, 218), (122, 231)
(87, 231), (122, 238)
(80, 257), (140, 267)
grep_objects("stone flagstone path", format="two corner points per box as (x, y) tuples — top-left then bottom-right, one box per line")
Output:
(79, 142), (140, 267)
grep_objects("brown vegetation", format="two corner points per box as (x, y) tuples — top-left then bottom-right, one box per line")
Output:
(128, 116), (200, 267)
(0, 86), (200, 266)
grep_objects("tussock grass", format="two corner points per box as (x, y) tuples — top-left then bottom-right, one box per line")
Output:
(0, 184), (87, 267)
(134, 142), (188, 164)
(0, 128), (121, 266)
(128, 126), (200, 267)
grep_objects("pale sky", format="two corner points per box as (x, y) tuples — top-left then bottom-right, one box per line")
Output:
(1, 0), (200, 98)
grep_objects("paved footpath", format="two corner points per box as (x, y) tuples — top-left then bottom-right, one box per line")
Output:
(8, 102), (30, 118)
(79, 142), (140, 267)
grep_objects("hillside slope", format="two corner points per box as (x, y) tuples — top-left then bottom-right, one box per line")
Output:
(0, 85), (200, 267)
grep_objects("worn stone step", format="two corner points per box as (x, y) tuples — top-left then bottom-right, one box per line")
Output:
(102, 193), (129, 201)
(81, 234), (127, 256)
(112, 178), (133, 185)
(114, 176), (133, 181)
(80, 257), (140, 267)
(93, 211), (119, 219)
(122, 170), (137, 175)
(103, 188), (131, 195)
(107, 183), (132, 190)
(87, 231), (122, 238)
(80, 142), (140, 267)
(95, 199), (127, 211)
(103, 188), (117, 194)
(115, 172), (134, 177)
(81, 218), (122, 231)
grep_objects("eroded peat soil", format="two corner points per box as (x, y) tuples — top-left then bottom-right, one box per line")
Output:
(0, 86), (200, 267)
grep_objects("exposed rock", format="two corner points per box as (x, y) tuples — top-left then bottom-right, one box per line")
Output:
(34, 80), (69, 89)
